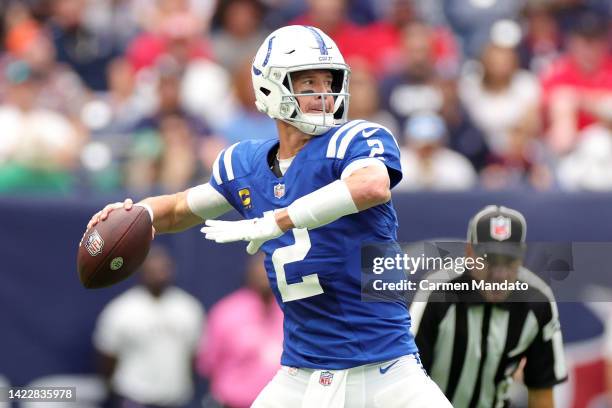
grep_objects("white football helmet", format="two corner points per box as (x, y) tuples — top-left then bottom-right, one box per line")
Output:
(251, 25), (350, 135)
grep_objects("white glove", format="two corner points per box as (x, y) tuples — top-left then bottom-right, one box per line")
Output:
(201, 211), (284, 254)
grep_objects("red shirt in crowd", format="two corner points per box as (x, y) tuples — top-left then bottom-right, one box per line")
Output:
(289, 16), (457, 75)
(540, 54), (612, 129)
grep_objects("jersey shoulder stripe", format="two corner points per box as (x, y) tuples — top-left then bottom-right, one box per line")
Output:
(222, 142), (240, 181)
(213, 139), (276, 185)
(329, 120), (399, 159)
(326, 120), (365, 158)
(212, 149), (224, 185)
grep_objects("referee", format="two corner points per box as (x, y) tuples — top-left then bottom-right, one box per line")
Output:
(410, 205), (567, 408)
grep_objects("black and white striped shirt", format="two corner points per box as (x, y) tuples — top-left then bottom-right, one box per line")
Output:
(409, 267), (568, 408)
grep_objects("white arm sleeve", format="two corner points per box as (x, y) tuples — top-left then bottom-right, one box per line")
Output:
(287, 180), (358, 230)
(186, 183), (233, 220)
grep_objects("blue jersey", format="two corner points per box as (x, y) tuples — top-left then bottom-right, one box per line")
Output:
(209, 120), (418, 369)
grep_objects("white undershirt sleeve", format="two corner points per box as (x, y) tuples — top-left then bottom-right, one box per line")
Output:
(340, 158), (387, 179)
(186, 183), (233, 220)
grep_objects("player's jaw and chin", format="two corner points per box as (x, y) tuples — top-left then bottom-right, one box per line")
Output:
(286, 70), (338, 138)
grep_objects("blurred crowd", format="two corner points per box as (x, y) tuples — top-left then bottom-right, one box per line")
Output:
(0, 0), (611, 194)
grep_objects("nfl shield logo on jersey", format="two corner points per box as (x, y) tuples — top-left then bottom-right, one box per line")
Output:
(274, 183), (285, 199)
(319, 371), (334, 386)
(85, 230), (104, 256)
(490, 216), (511, 241)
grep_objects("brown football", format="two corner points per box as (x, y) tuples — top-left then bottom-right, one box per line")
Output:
(77, 206), (153, 289)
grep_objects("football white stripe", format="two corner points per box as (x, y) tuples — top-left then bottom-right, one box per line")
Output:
(326, 120), (364, 158)
(223, 142), (240, 181)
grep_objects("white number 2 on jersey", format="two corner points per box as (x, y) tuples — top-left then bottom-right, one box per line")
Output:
(367, 139), (385, 159)
(272, 228), (324, 302)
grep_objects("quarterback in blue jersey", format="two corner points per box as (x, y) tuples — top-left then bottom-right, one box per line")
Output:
(88, 26), (451, 408)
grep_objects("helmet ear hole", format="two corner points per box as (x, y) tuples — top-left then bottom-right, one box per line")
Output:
(331, 70), (344, 93)
(282, 76), (291, 91)
(334, 100), (346, 119)
(259, 87), (271, 96)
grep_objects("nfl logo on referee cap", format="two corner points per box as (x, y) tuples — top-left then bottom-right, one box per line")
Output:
(319, 371), (334, 386)
(490, 215), (511, 241)
(274, 183), (285, 199)
(468, 205), (527, 258)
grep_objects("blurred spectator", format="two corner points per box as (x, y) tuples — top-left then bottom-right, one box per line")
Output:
(366, 0), (459, 76)
(540, 12), (612, 155)
(551, 0), (612, 37)
(181, 60), (235, 132)
(2, 1), (37, 54)
(347, 58), (399, 136)
(4, 25), (89, 119)
(93, 245), (204, 408)
(78, 58), (154, 192)
(217, 58), (277, 144)
(410, 0), (449, 26)
(437, 78), (491, 172)
(259, 0), (307, 28)
(210, 0), (268, 74)
(289, 0), (368, 62)
(345, 0), (378, 24)
(131, 0), (215, 35)
(557, 105), (612, 191)
(443, 0), (524, 58)
(48, 0), (119, 90)
(82, 58), (153, 139)
(0, 60), (82, 193)
(379, 21), (444, 138)
(81, 0), (142, 52)
(291, 0), (456, 77)
(264, 0), (378, 28)
(125, 62), (223, 192)
(518, 1), (563, 75)
(133, 61), (208, 134)
(125, 11), (211, 72)
(396, 111), (477, 191)
(123, 9), (238, 131)
(197, 253), (283, 408)
(460, 21), (542, 171)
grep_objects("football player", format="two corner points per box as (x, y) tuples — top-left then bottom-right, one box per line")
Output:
(88, 25), (451, 407)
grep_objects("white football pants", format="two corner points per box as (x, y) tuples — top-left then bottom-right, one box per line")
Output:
(251, 354), (452, 408)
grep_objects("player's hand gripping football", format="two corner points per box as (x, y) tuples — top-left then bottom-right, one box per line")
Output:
(86, 198), (156, 240)
(200, 211), (283, 255)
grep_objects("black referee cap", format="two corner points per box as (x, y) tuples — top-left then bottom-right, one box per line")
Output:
(467, 205), (527, 258)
